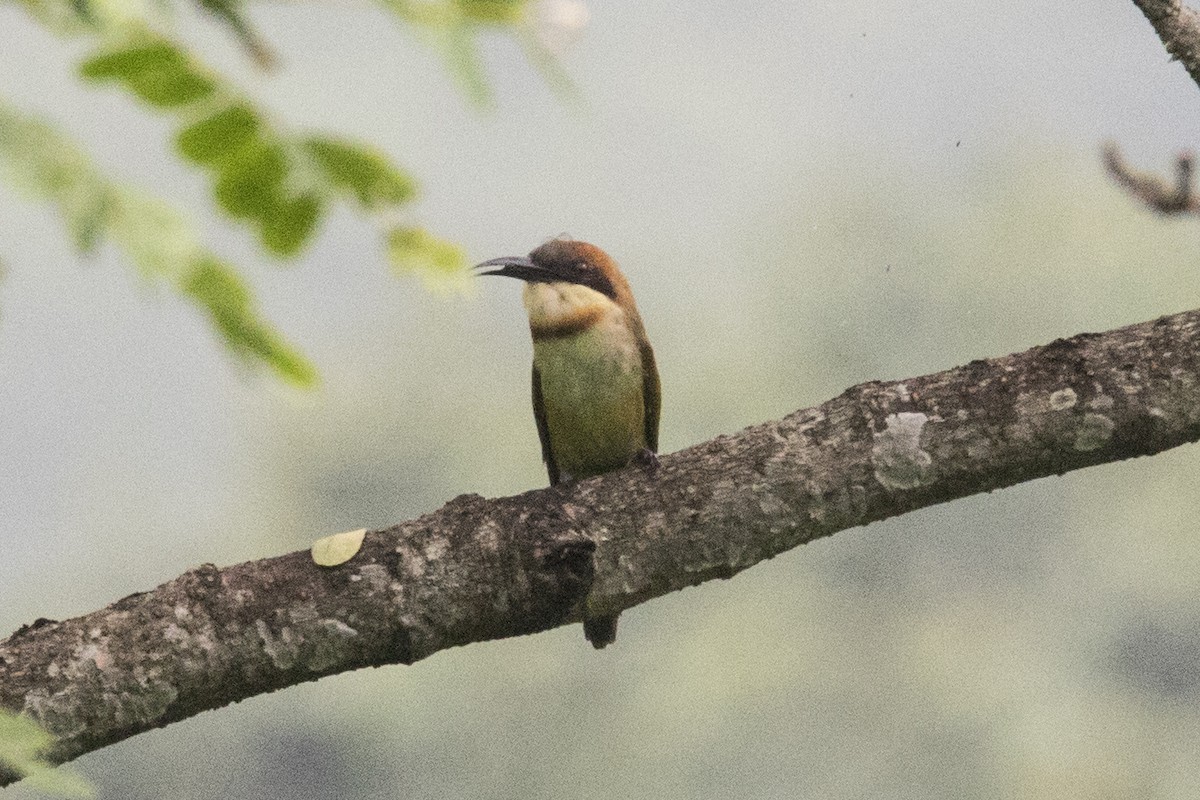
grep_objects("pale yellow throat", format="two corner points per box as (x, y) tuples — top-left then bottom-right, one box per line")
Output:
(522, 281), (613, 338)
(523, 282), (646, 480)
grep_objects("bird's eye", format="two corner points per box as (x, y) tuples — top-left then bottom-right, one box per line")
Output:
(576, 261), (592, 271)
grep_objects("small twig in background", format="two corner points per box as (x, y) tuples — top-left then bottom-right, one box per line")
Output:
(1102, 141), (1200, 214)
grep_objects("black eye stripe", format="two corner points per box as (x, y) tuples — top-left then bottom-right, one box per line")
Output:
(527, 252), (617, 300)
(578, 270), (616, 300)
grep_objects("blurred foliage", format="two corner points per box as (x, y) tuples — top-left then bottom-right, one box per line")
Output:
(0, 0), (567, 381)
(0, 711), (93, 798)
(193, 0), (275, 68)
(75, 32), (430, 260)
(181, 258), (317, 384)
(380, 0), (575, 104)
(388, 227), (469, 290)
(0, 98), (317, 384)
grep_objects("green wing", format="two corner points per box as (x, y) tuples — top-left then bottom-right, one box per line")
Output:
(640, 339), (661, 452)
(531, 364), (561, 485)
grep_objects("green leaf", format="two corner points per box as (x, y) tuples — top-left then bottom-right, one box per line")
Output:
(214, 141), (287, 219)
(211, 141), (328, 254)
(13, 0), (100, 34)
(176, 105), (260, 165)
(376, 0), (572, 106)
(80, 42), (177, 80)
(439, 22), (493, 106)
(303, 137), (416, 209)
(311, 528), (367, 566)
(260, 192), (323, 256)
(0, 97), (317, 384)
(374, 0), (454, 28)
(67, 0), (97, 26)
(456, 0), (527, 24)
(387, 226), (467, 288)
(65, 188), (113, 255)
(73, 32), (441, 263)
(0, 102), (117, 258)
(128, 67), (215, 107)
(0, 711), (94, 798)
(181, 258), (318, 386)
(81, 41), (215, 108)
(107, 191), (199, 278)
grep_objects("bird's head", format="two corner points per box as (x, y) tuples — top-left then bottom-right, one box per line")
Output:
(474, 239), (633, 301)
(475, 239), (640, 335)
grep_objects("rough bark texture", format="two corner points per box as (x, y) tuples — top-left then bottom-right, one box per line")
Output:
(1133, 0), (1200, 89)
(4, 306), (1200, 783)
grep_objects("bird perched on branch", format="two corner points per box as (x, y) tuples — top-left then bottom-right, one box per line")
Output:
(475, 239), (661, 648)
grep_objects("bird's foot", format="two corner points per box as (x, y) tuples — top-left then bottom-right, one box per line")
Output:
(630, 448), (660, 477)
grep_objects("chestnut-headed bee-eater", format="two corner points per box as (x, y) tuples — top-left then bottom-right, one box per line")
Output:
(475, 239), (661, 648)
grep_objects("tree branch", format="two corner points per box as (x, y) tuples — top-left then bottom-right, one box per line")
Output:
(4, 306), (1200, 784)
(1132, 0), (1200, 89)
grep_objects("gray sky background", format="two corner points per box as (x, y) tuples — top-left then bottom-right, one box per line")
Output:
(3, 2), (1200, 798)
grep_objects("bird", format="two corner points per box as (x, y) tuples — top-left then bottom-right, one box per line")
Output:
(475, 238), (661, 648)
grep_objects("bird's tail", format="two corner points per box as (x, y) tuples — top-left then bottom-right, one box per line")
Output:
(583, 613), (620, 649)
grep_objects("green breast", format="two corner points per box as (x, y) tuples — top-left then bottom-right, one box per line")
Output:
(533, 323), (645, 479)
